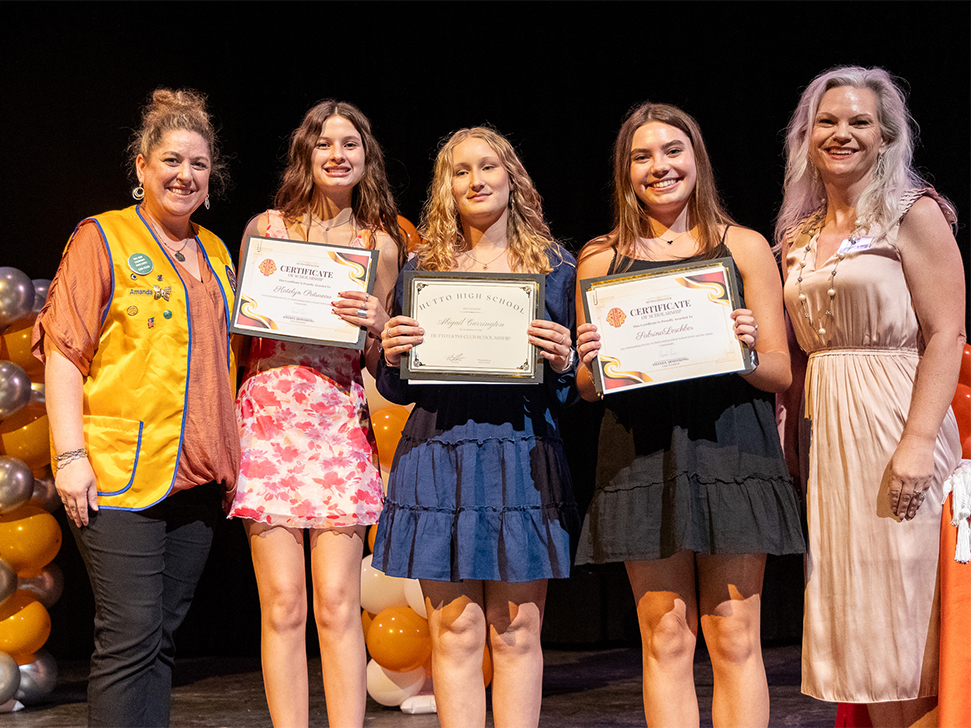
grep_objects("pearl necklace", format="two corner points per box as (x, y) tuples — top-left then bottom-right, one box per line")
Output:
(795, 227), (860, 337)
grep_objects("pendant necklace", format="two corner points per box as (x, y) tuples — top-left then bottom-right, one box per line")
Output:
(659, 229), (691, 246)
(150, 220), (192, 262)
(306, 211), (357, 245)
(463, 247), (507, 270)
(795, 221), (860, 337)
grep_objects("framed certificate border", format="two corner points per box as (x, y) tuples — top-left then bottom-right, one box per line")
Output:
(400, 270), (545, 384)
(230, 235), (378, 350)
(580, 256), (755, 396)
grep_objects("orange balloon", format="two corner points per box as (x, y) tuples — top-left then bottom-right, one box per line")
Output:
(952, 384), (971, 450)
(0, 505), (61, 573)
(0, 403), (50, 473)
(362, 609), (376, 637)
(396, 216), (423, 254)
(368, 524), (378, 554)
(371, 406), (410, 469)
(0, 321), (43, 379)
(366, 606), (431, 673)
(0, 591), (50, 658)
(959, 344), (971, 388)
(482, 643), (493, 688)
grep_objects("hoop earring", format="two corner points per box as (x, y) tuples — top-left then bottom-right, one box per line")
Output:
(132, 185), (145, 201)
(204, 195), (211, 210)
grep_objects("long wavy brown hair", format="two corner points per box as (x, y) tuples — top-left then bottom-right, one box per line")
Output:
(583, 102), (735, 269)
(417, 127), (563, 274)
(273, 100), (406, 272)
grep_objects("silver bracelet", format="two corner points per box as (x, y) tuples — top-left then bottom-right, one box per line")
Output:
(551, 347), (576, 374)
(54, 448), (88, 472)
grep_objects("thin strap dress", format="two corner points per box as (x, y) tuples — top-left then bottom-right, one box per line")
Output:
(228, 209), (384, 529)
(370, 248), (582, 582)
(576, 237), (805, 565)
(784, 190), (962, 703)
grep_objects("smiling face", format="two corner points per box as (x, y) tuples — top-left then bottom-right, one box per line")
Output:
(450, 137), (511, 227)
(311, 115), (366, 196)
(135, 129), (211, 228)
(810, 86), (885, 185)
(629, 122), (697, 218)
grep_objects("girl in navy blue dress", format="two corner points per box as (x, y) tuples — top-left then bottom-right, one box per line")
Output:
(373, 127), (580, 728)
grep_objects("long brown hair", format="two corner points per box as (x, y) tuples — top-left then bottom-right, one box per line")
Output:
(273, 100), (406, 271)
(586, 102), (734, 267)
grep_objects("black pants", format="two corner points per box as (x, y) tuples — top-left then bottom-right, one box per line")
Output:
(71, 482), (221, 728)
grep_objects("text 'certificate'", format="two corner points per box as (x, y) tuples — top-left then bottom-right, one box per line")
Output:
(230, 235), (377, 350)
(581, 257), (753, 395)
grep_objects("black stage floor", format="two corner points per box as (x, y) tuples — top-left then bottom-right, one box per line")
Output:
(6, 644), (836, 727)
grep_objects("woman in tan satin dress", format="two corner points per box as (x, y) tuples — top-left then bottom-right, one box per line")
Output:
(776, 66), (965, 728)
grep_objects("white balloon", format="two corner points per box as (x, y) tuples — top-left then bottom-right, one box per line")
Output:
(0, 653), (19, 705)
(15, 649), (57, 704)
(403, 579), (427, 618)
(366, 659), (425, 707)
(360, 554), (409, 614)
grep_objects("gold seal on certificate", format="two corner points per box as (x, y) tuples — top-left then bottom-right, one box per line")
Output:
(230, 235), (378, 349)
(581, 257), (754, 395)
(400, 270), (545, 384)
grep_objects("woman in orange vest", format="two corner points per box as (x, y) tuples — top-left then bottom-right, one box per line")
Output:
(33, 88), (239, 727)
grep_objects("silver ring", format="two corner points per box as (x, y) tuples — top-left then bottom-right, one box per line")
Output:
(358, 309), (368, 318)
(754, 323), (759, 330)
(914, 491), (925, 501)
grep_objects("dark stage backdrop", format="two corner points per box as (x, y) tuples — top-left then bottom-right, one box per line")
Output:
(4, 2), (968, 658)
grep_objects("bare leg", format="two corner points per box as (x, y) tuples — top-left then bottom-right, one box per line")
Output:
(626, 551), (700, 728)
(696, 553), (768, 728)
(422, 580), (487, 728)
(484, 580), (547, 728)
(245, 521), (309, 728)
(868, 698), (938, 727)
(309, 526), (367, 728)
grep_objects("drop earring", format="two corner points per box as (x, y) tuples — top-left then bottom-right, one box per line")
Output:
(204, 195), (210, 210)
(132, 185), (145, 201)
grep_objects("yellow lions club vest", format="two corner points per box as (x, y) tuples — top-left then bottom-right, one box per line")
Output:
(76, 205), (237, 510)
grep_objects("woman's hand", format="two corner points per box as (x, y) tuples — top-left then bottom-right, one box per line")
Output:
(887, 435), (936, 521)
(381, 315), (423, 367)
(731, 308), (759, 349)
(333, 290), (389, 338)
(56, 458), (99, 528)
(576, 322), (601, 369)
(528, 320), (573, 373)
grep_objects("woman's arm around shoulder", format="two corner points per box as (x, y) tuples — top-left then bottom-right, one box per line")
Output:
(724, 225), (791, 393)
(574, 240), (616, 402)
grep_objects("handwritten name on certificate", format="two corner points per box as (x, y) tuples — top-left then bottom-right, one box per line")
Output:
(581, 257), (752, 395)
(230, 236), (377, 350)
(401, 271), (544, 384)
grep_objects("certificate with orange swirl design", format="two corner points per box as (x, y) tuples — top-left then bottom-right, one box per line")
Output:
(230, 235), (377, 349)
(580, 257), (755, 395)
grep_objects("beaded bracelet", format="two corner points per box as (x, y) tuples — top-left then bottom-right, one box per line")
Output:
(54, 448), (88, 472)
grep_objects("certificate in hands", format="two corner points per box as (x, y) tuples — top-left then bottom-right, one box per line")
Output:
(581, 257), (754, 395)
(400, 271), (545, 384)
(230, 235), (378, 350)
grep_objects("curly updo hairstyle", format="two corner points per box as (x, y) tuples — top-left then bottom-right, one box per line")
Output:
(127, 87), (228, 197)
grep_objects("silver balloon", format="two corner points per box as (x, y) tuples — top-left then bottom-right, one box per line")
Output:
(0, 456), (33, 514)
(0, 361), (31, 420)
(0, 560), (16, 609)
(30, 280), (51, 316)
(0, 653), (18, 706)
(29, 382), (44, 407)
(17, 563), (63, 608)
(0, 268), (34, 328)
(15, 649), (57, 704)
(29, 471), (60, 513)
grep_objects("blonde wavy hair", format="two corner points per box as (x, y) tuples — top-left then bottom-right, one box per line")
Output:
(417, 127), (562, 274)
(582, 102), (735, 269)
(774, 65), (957, 249)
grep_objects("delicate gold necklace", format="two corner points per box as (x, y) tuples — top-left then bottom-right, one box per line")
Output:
(463, 247), (507, 270)
(656, 229), (691, 246)
(305, 211), (358, 244)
